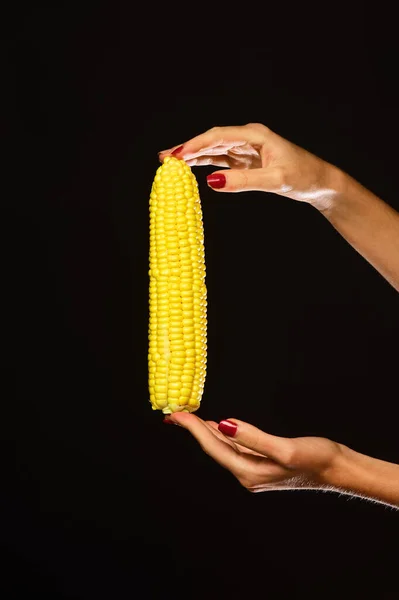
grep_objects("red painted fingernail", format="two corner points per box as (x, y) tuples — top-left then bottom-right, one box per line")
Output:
(171, 145), (184, 156)
(207, 174), (226, 189)
(163, 417), (182, 428)
(218, 420), (237, 437)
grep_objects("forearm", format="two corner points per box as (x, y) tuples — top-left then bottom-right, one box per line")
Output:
(316, 167), (399, 292)
(321, 444), (399, 509)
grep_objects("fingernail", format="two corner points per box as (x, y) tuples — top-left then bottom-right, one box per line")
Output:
(218, 420), (237, 437)
(163, 417), (182, 427)
(207, 174), (226, 189)
(171, 145), (184, 156)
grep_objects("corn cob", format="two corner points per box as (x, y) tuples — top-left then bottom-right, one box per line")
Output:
(148, 156), (207, 414)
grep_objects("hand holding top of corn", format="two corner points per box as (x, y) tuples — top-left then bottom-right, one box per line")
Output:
(158, 123), (334, 204)
(148, 157), (207, 414)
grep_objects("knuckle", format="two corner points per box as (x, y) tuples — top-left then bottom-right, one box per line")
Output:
(271, 165), (292, 193)
(246, 430), (262, 453)
(245, 122), (269, 134)
(233, 170), (249, 190)
(281, 442), (297, 468)
(274, 165), (286, 183)
(276, 167), (289, 187)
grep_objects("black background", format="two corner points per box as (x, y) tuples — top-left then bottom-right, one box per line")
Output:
(2, 4), (399, 599)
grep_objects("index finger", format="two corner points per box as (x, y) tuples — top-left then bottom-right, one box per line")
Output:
(159, 124), (267, 161)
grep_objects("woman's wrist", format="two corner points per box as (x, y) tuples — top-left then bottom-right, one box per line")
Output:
(314, 160), (394, 223)
(314, 164), (372, 215)
(318, 443), (399, 509)
(307, 162), (350, 214)
(310, 161), (399, 292)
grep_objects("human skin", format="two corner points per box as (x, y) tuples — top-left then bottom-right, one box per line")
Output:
(159, 123), (399, 507)
(159, 123), (399, 292)
(164, 414), (399, 509)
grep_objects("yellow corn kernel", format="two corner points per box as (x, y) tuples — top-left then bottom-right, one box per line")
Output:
(148, 156), (207, 414)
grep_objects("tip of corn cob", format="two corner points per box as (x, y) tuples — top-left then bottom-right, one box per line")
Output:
(148, 155), (207, 414)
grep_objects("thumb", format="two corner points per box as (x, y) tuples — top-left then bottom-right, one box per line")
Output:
(206, 168), (282, 193)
